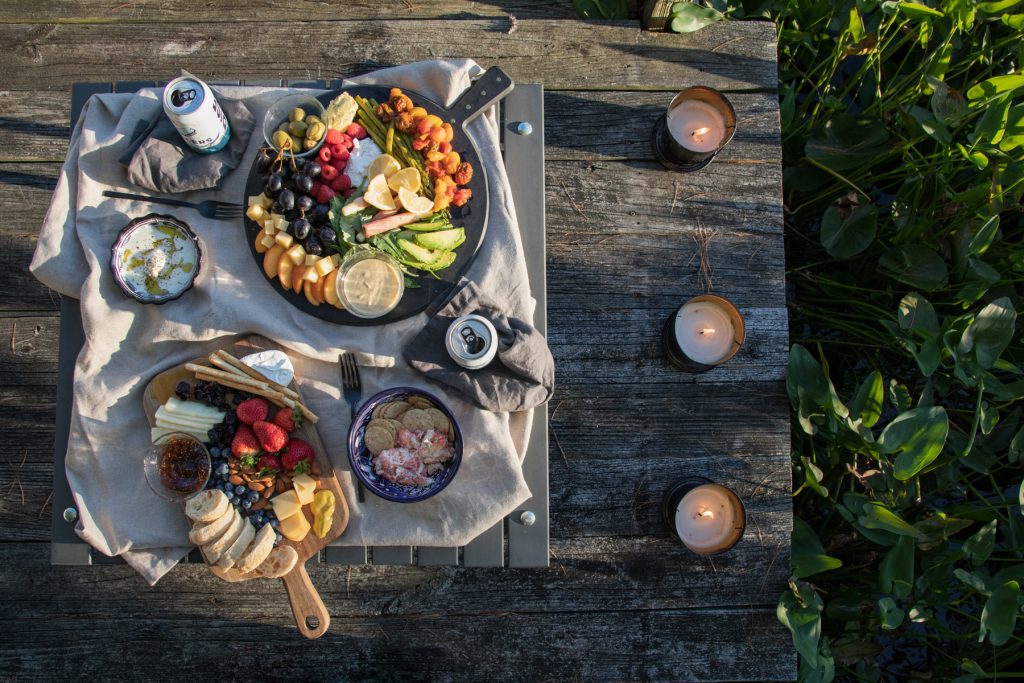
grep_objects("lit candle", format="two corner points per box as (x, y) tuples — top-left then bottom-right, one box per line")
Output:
(652, 86), (736, 172)
(661, 294), (745, 372)
(673, 483), (745, 555)
(667, 100), (726, 153)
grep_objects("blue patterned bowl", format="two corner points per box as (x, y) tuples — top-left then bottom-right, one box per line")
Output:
(348, 387), (463, 503)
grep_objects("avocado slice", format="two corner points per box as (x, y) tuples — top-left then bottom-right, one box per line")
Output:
(398, 239), (439, 265)
(421, 250), (456, 271)
(414, 228), (465, 251)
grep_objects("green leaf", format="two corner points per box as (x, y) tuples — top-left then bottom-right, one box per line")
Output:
(668, 2), (724, 32)
(859, 501), (927, 539)
(964, 520), (998, 566)
(971, 95), (1011, 144)
(800, 455), (830, 498)
(955, 567), (995, 595)
(1003, 12), (1024, 29)
(879, 535), (915, 598)
(968, 75), (1024, 101)
(820, 202), (878, 258)
(877, 406), (949, 480)
(898, 292), (939, 334)
(908, 104), (952, 145)
(898, 1), (945, 18)
(850, 371), (884, 427)
(878, 597), (905, 630)
(777, 579), (824, 666)
(961, 297), (1018, 369)
(1012, 427), (1024, 462)
(889, 379), (912, 412)
(979, 400), (998, 435)
(1019, 478), (1024, 511)
(792, 518), (843, 578)
(909, 604), (933, 623)
(979, 581), (1020, 645)
(978, 0), (1024, 11)
(805, 115), (890, 172)
(878, 245), (949, 291)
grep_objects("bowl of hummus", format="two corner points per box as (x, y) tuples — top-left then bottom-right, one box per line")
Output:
(110, 213), (202, 304)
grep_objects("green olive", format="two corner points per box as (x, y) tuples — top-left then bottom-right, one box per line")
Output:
(289, 107), (306, 122)
(290, 135), (304, 151)
(272, 130), (292, 150)
(288, 120), (308, 137)
(303, 136), (319, 150)
(277, 122), (290, 133)
(305, 115), (323, 127)
(306, 121), (326, 141)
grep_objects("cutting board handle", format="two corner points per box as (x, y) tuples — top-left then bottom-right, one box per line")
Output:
(281, 562), (330, 639)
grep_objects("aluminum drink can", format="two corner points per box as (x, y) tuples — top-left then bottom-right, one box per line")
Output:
(162, 76), (231, 153)
(445, 314), (498, 370)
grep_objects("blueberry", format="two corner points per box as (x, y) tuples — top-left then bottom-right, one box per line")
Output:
(275, 532), (283, 543)
(247, 490), (259, 503)
(225, 490), (234, 500)
(234, 484), (246, 495)
(218, 463), (229, 476)
(221, 481), (232, 491)
(242, 499), (252, 509)
(270, 519), (280, 529)
(209, 447), (221, 458)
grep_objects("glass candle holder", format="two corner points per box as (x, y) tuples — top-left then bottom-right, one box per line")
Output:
(661, 477), (746, 555)
(652, 87), (736, 172)
(662, 294), (745, 372)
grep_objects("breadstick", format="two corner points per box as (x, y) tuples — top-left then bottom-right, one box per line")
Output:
(208, 354), (251, 379)
(185, 363), (269, 391)
(214, 350), (301, 400)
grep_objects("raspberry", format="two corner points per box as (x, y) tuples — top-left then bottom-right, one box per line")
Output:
(336, 174), (352, 191)
(328, 143), (345, 158)
(310, 181), (323, 197)
(338, 133), (353, 150)
(316, 185), (336, 205)
(333, 147), (350, 162)
(341, 187), (355, 198)
(319, 164), (339, 181)
(324, 128), (343, 145)
(330, 156), (348, 172)
(346, 123), (368, 140)
(317, 147), (332, 164)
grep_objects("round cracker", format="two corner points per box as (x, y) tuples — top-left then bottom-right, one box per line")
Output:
(400, 408), (434, 432)
(407, 395), (433, 410)
(383, 418), (405, 435)
(371, 404), (387, 420)
(367, 418), (397, 442)
(423, 408), (449, 435)
(381, 400), (410, 419)
(365, 423), (396, 455)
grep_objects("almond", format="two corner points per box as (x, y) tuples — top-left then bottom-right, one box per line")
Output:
(252, 499), (268, 511)
(228, 475), (243, 485)
(260, 476), (274, 486)
(248, 481), (265, 492)
(262, 487), (273, 499)
(275, 479), (286, 493)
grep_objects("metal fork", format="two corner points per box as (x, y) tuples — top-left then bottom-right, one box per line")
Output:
(339, 351), (365, 501)
(102, 190), (244, 220)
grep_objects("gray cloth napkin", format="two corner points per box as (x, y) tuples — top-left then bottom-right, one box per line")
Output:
(29, 60), (535, 585)
(118, 84), (254, 193)
(405, 279), (554, 412)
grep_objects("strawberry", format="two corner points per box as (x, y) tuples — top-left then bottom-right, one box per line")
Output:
(257, 454), (281, 470)
(236, 397), (269, 425)
(272, 406), (302, 432)
(252, 420), (288, 453)
(231, 424), (260, 459)
(280, 438), (315, 471)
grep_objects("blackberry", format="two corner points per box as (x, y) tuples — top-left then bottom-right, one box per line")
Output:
(224, 412), (237, 426)
(174, 381), (191, 400)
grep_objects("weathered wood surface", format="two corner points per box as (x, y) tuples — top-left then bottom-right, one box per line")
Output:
(0, 13), (793, 682)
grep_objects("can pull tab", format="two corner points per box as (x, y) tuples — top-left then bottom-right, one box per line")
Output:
(460, 326), (486, 355)
(171, 88), (197, 107)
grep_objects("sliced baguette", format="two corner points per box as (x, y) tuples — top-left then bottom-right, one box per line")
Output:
(188, 505), (235, 545)
(185, 490), (229, 523)
(235, 524), (276, 574)
(217, 519), (256, 569)
(256, 545), (299, 579)
(201, 510), (244, 564)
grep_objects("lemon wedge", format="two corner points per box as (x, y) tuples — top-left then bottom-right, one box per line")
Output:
(387, 167), (421, 194)
(364, 173), (397, 211)
(398, 187), (435, 217)
(366, 154), (402, 180)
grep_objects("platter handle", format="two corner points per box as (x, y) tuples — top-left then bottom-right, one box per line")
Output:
(281, 563), (330, 639)
(447, 66), (515, 130)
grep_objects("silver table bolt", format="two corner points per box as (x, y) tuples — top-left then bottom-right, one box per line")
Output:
(63, 507), (78, 523)
(516, 121), (533, 136)
(519, 510), (536, 526)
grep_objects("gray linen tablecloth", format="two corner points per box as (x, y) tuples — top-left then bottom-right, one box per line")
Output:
(30, 60), (534, 584)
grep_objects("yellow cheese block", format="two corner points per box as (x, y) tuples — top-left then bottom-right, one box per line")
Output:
(292, 473), (316, 505)
(271, 490), (301, 521)
(279, 509), (310, 542)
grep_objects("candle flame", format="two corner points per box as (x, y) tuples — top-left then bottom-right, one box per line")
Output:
(692, 126), (711, 137)
(700, 327), (716, 335)
(696, 507), (714, 520)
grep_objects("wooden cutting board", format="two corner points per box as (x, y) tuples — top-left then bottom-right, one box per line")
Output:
(143, 335), (349, 639)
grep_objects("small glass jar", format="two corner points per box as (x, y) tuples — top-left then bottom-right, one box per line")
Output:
(144, 432), (211, 502)
(335, 250), (405, 319)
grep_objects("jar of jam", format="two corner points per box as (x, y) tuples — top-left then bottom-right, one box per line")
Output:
(144, 433), (211, 502)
